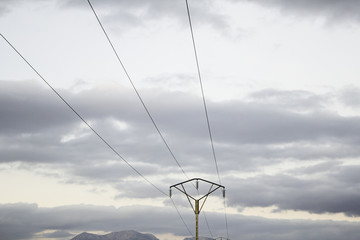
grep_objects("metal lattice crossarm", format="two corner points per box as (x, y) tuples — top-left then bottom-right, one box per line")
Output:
(170, 178), (225, 240)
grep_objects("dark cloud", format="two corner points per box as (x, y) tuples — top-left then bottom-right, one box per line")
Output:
(240, 0), (360, 22)
(4, 80), (360, 168)
(0, 0), (229, 32)
(226, 165), (360, 216)
(1, 80), (360, 215)
(210, 101), (360, 144)
(58, 0), (229, 32)
(0, 203), (359, 240)
(0, 80), (76, 134)
(335, 165), (360, 184)
(5, 0), (360, 26)
(0, 203), (192, 240)
(60, 0), (360, 27)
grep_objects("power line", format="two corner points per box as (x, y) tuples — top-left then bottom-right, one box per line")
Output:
(170, 198), (194, 237)
(1, 33), (166, 196)
(85, 2), (217, 237)
(202, 211), (214, 238)
(184, 1), (230, 238)
(184, 0), (221, 186)
(86, 0), (191, 181)
(223, 195), (229, 239)
(85, 0), (224, 237)
(1, 32), (194, 238)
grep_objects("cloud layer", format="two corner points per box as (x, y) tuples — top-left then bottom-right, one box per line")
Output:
(1, 80), (360, 215)
(240, 0), (360, 22)
(1, 203), (359, 240)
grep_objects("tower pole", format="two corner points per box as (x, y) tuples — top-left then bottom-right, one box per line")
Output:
(195, 199), (199, 240)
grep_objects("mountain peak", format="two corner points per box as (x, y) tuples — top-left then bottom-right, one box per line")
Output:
(71, 230), (159, 240)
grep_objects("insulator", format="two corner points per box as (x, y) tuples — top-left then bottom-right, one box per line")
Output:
(196, 180), (199, 190)
(222, 188), (226, 198)
(169, 188), (172, 198)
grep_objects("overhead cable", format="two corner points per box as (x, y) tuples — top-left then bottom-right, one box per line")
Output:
(203, 211), (214, 238)
(184, 1), (230, 238)
(0, 33), (167, 197)
(184, 0), (221, 185)
(171, 198), (194, 237)
(224, 196), (229, 239)
(86, 1), (216, 237)
(2, 30), (195, 238)
(1, 32), (195, 237)
(85, 1), (219, 237)
(86, 0), (191, 181)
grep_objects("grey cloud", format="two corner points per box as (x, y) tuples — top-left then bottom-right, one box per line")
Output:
(330, 165), (360, 188)
(228, 216), (360, 240)
(59, 0), (229, 31)
(226, 166), (360, 216)
(0, 203), (192, 240)
(210, 100), (360, 145)
(2, 80), (360, 215)
(249, 89), (329, 112)
(239, 0), (360, 22)
(0, 80), (76, 134)
(340, 86), (360, 108)
(0, 6), (8, 16)
(216, 142), (360, 173)
(0, 203), (360, 240)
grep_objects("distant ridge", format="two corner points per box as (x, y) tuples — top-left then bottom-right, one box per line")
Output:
(70, 230), (159, 240)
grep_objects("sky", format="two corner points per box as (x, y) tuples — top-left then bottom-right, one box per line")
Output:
(1, 0), (360, 240)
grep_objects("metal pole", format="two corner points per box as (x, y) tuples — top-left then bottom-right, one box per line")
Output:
(195, 199), (199, 240)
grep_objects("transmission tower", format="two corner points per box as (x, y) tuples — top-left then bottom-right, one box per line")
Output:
(170, 178), (225, 240)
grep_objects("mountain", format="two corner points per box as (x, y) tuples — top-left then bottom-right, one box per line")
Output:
(70, 230), (159, 240)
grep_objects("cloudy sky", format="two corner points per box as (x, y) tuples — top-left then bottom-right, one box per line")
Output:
(1, 0), (360, 240)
